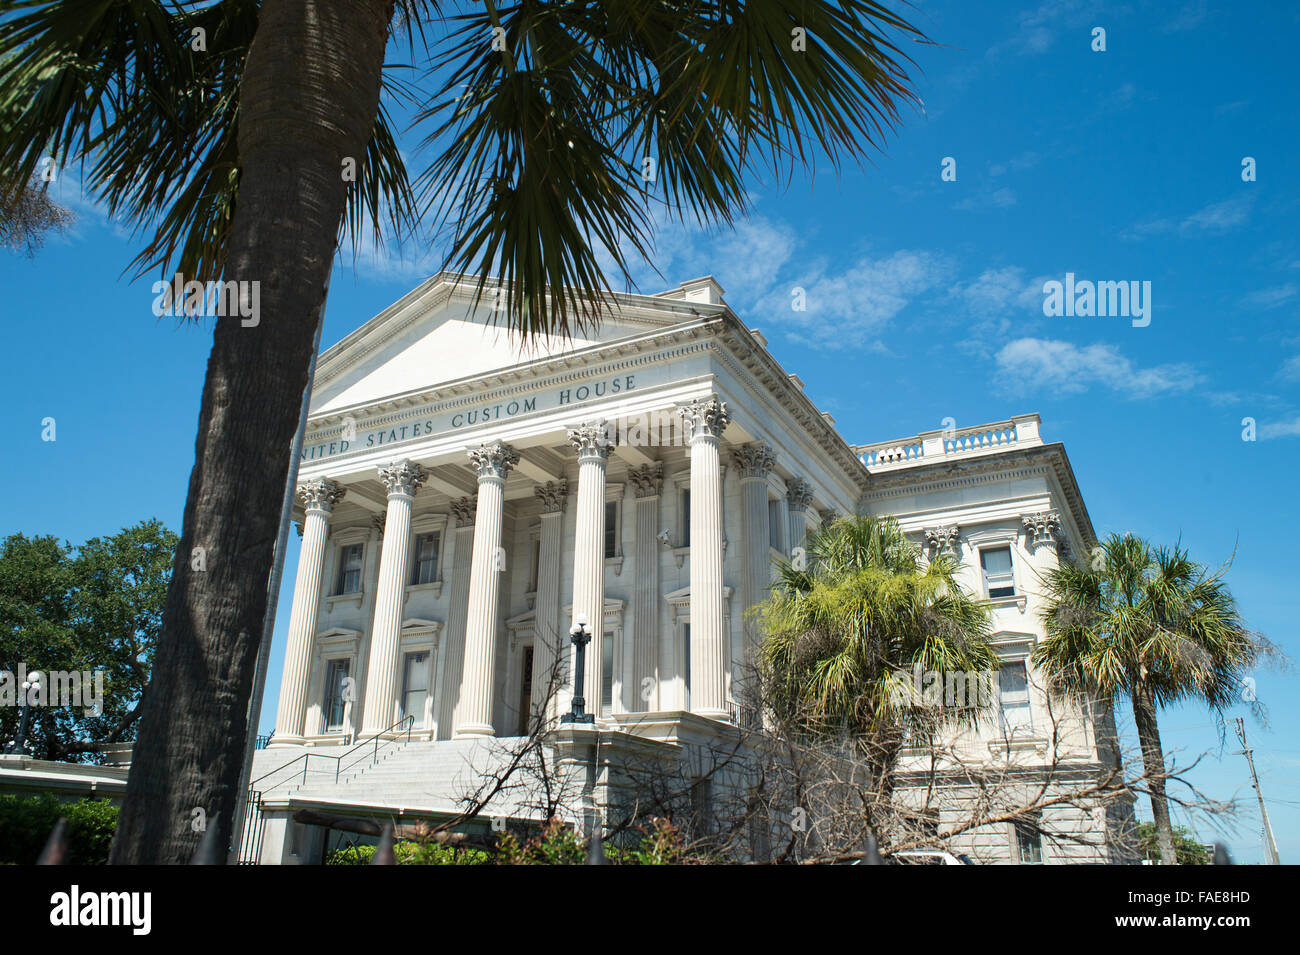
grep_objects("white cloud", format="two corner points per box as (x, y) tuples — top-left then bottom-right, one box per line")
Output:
(1260, 415), (1300, 440)
(774, 250), (952, 349)
(1279, 355), (1300, 382)
(995, 337), (1202, 398)
(1122, 195), (1254, 240)
(1245, 284), (1298, 310)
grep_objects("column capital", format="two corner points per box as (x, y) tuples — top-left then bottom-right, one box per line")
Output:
(378, 460), (427, 498)
(297, 478), (346, 514)
(534, 479), (569, 513)
(732, 442), (776, 481)
(1022, 510), (1063, 553)
(450, 494), (478, 526)
(567, 422), (614, 461)
(467, 441), (520, 482)
(627, 462), (664, 498)
(786, 478), (814, 511)
(924, 524), (960, 556)
(678, 395), (730, 442)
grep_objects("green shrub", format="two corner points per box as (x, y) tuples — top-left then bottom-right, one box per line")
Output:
(0, 793), (119, 864)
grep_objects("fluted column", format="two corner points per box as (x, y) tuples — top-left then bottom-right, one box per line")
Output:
(679, 396), (730, 719)
(436, 495), (476, 739)
(734, 443), (775, 615)
(567, 423), (613, 716)
(272, 478), (345, 746)
(786, 478), (814, 557)
(455, 442), (520, 738)
(360, 460), (426, 735)
(531, 480), (568, 722)
(628, 463), (663, 712)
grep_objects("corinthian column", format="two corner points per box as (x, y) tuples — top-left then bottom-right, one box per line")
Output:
(628, 463), (663, 712)
(678, 395), (730, 720)
(786, 478), (814, 555)
(436, 495), (476, 739)
(531, 480), (568, 722)
(567, 423), (612, 716)
(454, 441), (520, 738)
(734, 443), (776, 614)
(272, 478), (345, 746)
(360, 460), (425, 735)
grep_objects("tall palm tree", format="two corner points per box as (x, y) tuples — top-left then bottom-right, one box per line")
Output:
(0, 0), (928, 862)
(756, 515), (996, 834)
(1032, 533), (1268, 865)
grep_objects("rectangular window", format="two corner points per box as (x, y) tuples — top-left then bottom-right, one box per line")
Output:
(1015, 818), (1043, 864)
(400, 651), (429, 728)
(604, 500), (618, 559)
(681, 489), (691, 547)
(980, 545), (1016, 598)
(323, 659), (350, 732)
(683, 623), (691, 708)
(518, 646), (534, 735)
(601, 630), (614, 714)
(410, 532), (440, 586)
(336, 543), (364, 595)
(768, 499), (783, 552)
(528, 536), (541, 592)
(999, 661), (1032, 732)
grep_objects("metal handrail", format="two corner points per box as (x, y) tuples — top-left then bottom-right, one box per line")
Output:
(250, 715), (416, 791)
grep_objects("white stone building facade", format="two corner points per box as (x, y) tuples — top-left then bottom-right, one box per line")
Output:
(247, 272), (1134, 864)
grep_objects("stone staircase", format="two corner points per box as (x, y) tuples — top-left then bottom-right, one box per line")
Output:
(249, 737), (543, 819)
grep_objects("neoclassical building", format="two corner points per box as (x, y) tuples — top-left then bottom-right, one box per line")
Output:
(245, 272), (1133, 864)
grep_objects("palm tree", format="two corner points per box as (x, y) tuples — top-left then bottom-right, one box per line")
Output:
(0, 1), (928, 862)
(1032, 533), (1268, 865)
(756, 515), (996, 835)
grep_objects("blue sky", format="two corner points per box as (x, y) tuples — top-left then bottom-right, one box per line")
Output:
(2, 0), (1297, 862)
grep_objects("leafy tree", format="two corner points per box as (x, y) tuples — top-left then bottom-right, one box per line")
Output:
(0, 520), (177, 760)
(1032, 533), (1269, 866)
(1135, 821), (1210, 865)
(0, 0), (926, 863)
(756, 515), (996, 835)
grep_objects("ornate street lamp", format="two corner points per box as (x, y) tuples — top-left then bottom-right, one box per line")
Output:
(5, 671), (41, 755)
(562, 614), (595, 724)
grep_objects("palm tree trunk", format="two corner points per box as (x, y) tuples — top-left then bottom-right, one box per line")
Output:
(109, 0), (396, 864)
(1130, 685), (1177, 865)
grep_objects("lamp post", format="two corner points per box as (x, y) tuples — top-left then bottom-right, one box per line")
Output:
(562, 614), (595, 724)
(5, 671), (41, 755)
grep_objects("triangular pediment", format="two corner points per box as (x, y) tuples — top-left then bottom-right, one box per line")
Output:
(311, 273), (721, 416)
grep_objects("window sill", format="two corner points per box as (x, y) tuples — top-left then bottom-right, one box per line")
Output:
(405, 580), (444, 599)
(325, 593), (363, 611)
(982, 594), (1027, 613)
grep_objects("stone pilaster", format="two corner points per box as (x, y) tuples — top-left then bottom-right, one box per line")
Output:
(786, 478), (814, 555)
(628, 463), (663, 712)
(678, 395), (730, 720)
(455, 442), (520, 737)
(436, 495), (476, 739)
(272, 478), (345, 746)
(531, 480), (568, 721)
(361, 461), (426, 735)
(733, 442), (776, 619)
(567, 423), (612, 715)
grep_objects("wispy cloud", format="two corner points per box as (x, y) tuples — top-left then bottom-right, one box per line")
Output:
(1259, 415), (1300, 440)
(1122, 194), (1255, 240)
(1163, 0), (1208, 32)
(954, 187), (1018, 211)
(1245, 284), (1298, 310)
(995, 337), (1202, 398)
(987, 0), (1093, 59)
